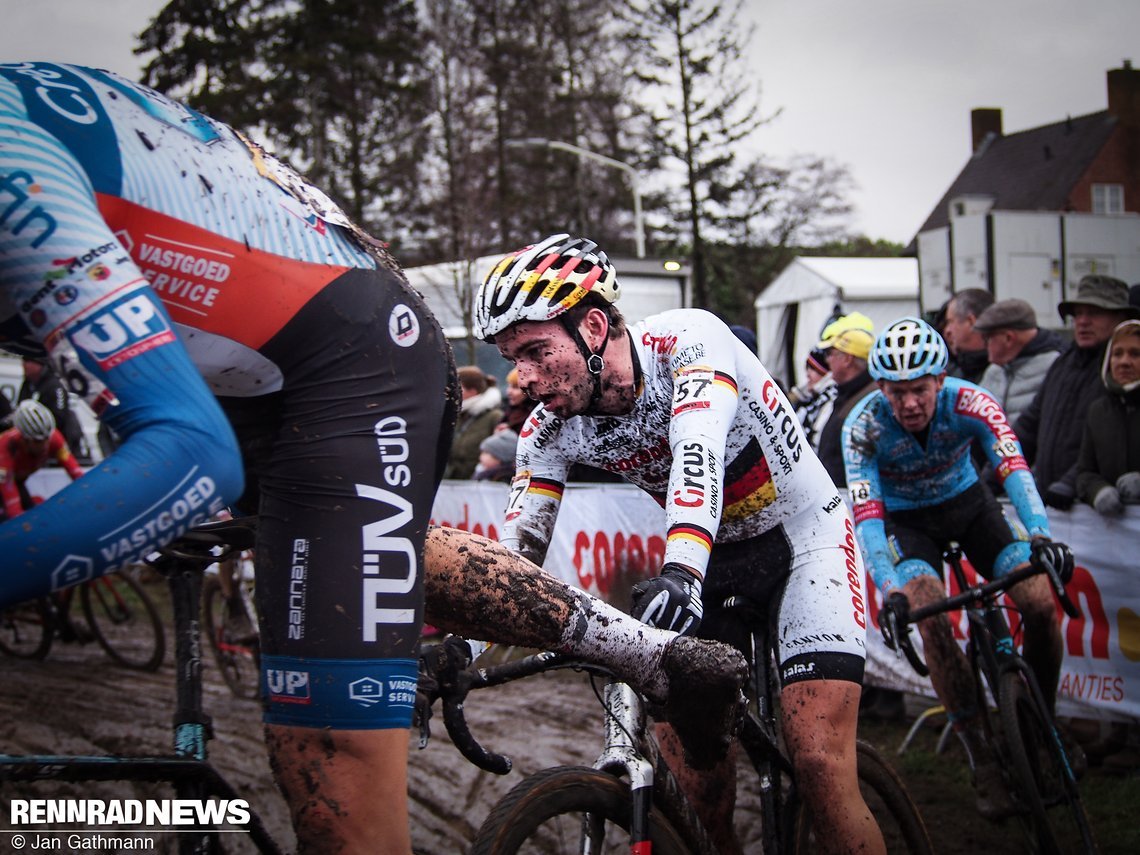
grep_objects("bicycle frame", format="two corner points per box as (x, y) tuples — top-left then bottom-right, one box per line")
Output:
(0, 537), (281, 854)
(944, 553), (1078, 782)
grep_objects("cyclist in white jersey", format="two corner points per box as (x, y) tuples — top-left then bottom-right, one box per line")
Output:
(476, 234), (885, 855)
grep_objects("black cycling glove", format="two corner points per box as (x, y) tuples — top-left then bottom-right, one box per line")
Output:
(630, 562), (704, 635)
(1030, 537), (1075, 585)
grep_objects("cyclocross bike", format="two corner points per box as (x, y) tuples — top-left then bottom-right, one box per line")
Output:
(0, 517), (281, 855)
(879, 543), (1097, 854)
(201, 548), (260, 699)
(419, 596), (933, 854)
(0, 568), (165, 671)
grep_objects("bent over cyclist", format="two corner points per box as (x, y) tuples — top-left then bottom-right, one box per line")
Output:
(842, 317), (1073, 819)
(0, 63), (746, 854)
(475, 234), (886, 855)
(0, 399), (83, 519)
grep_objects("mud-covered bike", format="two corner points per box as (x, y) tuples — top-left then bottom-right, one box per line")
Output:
(879, 543), (1097, 854)
(201, 546), (260, 699)
(419, 596), (933, 854)
(0, 568), (166, 671)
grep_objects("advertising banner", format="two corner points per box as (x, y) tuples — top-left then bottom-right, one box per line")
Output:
(432, 481), (1139, 722)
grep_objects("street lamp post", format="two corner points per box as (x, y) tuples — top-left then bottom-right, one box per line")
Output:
(505, 137), (645, 258)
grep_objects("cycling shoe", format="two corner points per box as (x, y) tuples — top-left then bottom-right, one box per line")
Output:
(658, 636), (748, 770)
(973, 760), (1019, 821)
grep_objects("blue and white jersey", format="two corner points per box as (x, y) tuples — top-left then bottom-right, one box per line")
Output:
(0, 62), (388, 590)
(842, 377), (1049, 583)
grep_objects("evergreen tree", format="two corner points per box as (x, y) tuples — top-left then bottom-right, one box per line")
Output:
(138, 0), (431, 247)
(619, 0), (768, 310)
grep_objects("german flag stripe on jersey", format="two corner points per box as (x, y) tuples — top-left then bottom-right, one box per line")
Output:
(722, 438), (776, 521)
(713, 371), (738, 395)
(667, 523), (714, 553)
(527, 477), (565, 502)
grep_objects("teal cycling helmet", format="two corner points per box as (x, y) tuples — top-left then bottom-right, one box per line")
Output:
(869, 317), (949, 382)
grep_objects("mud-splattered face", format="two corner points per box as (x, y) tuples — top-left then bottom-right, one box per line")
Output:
(495, 320), (597, 418)
(878, 374), (944, 432)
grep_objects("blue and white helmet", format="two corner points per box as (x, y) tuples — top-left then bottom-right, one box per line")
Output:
(869, 317), (949, 382)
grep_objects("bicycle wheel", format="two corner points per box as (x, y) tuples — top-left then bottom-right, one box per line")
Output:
(789, 741), (933, 854)
(202, 576), (260, 699)
(998, 670), (1097, 854)
(471, 766), (690, 855)
(80, 571), (166, 671)
(0, 599), (53, 659)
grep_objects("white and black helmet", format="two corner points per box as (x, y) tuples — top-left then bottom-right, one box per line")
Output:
(13, 399), (55, 441)
(474, 234), (620, 341)
(869, 317), (949, 382)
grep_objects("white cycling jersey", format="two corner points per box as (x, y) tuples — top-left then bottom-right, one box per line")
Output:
(503, 309), (839, 573)
(501, 309), (869, 682)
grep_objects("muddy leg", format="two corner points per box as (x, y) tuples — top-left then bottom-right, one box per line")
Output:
(265, 725), (411, 854)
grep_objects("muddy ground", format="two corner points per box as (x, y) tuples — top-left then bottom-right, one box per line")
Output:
(0, 599), (1131, 854)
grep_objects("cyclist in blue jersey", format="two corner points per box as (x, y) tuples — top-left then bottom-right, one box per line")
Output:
(843, 317), (1075, 819)
(0, 62), (747, 854)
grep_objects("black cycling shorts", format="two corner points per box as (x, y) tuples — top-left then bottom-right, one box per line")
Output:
(886, 480), (1022, 579)
(219, 267), (458, 729)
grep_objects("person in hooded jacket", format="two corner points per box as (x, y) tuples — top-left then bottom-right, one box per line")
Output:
(1015, 275), (1140, 508)
(444, 366), (503, 479)
(1076, 319), (1140, 516)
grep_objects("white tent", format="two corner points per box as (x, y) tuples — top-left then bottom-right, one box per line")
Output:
(754, 257), (919, 387)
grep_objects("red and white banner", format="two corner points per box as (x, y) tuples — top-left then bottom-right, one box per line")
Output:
(27, 469), (1139, 722)
(432, 481), (1140, 723)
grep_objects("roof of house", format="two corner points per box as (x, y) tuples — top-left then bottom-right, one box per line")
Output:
(914, 110), (1118, 238)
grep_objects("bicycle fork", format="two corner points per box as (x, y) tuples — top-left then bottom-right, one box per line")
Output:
(592, 682), (717, 855)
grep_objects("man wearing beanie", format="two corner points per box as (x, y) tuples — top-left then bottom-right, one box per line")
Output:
(474, 429), (520, 483)
(792, 346), (838, 451)
(1015, 275), (1140, 509)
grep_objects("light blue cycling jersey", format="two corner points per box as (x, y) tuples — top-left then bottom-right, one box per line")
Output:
(842, 377), (1050, 588)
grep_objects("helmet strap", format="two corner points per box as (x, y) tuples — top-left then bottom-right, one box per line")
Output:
(561, 312), (611, 411)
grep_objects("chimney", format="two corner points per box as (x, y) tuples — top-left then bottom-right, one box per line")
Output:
(1107, 60), (1140, 128)
(971, 108), (1003, 152)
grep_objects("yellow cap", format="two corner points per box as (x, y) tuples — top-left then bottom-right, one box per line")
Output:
(817, 312), (874, 360)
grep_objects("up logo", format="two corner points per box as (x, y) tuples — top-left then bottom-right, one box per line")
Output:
(266, 669), (311, 704)
(71, 293), (177, 370)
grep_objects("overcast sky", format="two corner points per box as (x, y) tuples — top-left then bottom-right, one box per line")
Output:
(5, 0), (1139, 246)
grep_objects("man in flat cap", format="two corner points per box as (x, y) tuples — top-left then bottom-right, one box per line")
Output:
(1015, 275), (1140, 508)
(976, 300), (1066, 425)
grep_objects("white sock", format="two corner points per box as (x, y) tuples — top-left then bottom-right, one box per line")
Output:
(557, 590), (677, 701)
